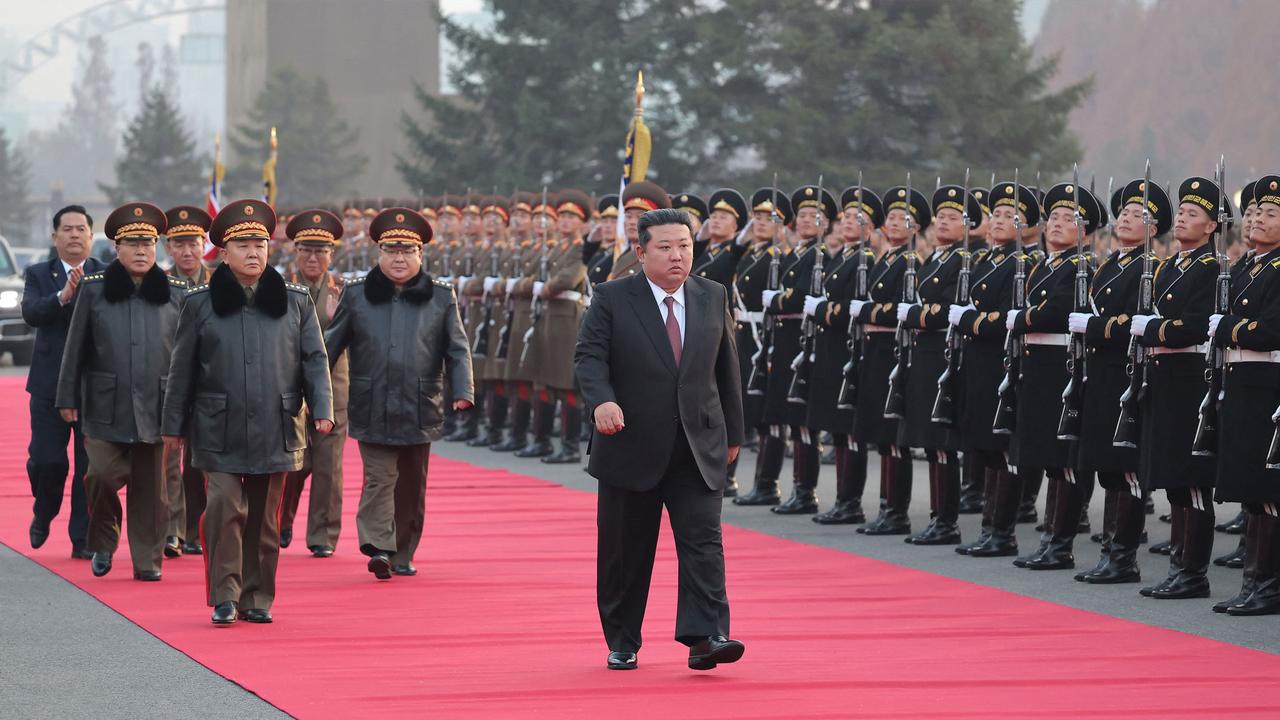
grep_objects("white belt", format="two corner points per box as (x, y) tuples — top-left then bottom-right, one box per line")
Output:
(736, 310), (764, 324)
(552, 291), (582, 302)
(1225, 349), (1280, 364)
(862, 325), (896, 334)
(1025, 332), (1069, 347)
(1150, 344), (1208, 356)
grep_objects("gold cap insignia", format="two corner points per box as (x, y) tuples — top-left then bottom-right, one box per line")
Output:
(313, 214), (322, 223)
(1138, 182), (1146, 191)
(898, 189), (906, 198)
(1065, 185), (1074, 193)
(178, 210), (189, 220)
(805, 188), (814, 197)
(133, 207), (143, 217)
(1006, 186), (1014, 195)
(1191, 180), (1200, 190)
(396, 213), (405, 222)
(1271, 181), (1278, 191)
(948, 189), (956, 197)
(245, 205), (254, 215)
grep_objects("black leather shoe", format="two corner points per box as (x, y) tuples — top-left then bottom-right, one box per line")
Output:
(969, 536), (1019, 558)
(1149, 573), (1209, 599)
(733, 485), (781, 506)
(1158, 512), (1171, 523)
(1082, 560), (1140, 584)
(1226, 583), (1280, 616)
(392, 563), (417, 576)
(956, 530), (992, 555)
(238, 608), (273, 623)
(279, 528), (293, 549)
(813, 501), (865, 525)
(909, 523), (961, 546)
(368, 553), (392, 580)
(1148, 540), (1172, 555)
(133, 570), (162, 582)
(859, 513), (911, 536)
(182, 540), (203, 555)
(467, 430), (501, 448)
(309, 545), (334, 558)
(1016, 502), (1038, 524)
(1025, 552), (1075, 570)
(1013, 542), (1049, 568)
(71, 546), (94, 560)
(723, 478), (739, 498)
(771, 490), (818, 515)
(1140, 575), (1175, 597)
(541, 446), (581, 464)
(688, 635), (745, 670)
(514, 439), (554, 458)
(490, 436), (528, 453)
(91, 552), (113, 577)
(29, 516), (50, 549)
(1217, 511), (1246, 535)
(211, 601), (237, 626)
(164, 536), (183, 558)
(607, 651), (637, 670)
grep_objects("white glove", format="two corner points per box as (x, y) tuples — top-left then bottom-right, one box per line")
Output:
(1208, 313), (1224, 337)
(762, 289), (780, 308)
(457, 275), (473, 288)
(532, 281), (545, 297)
(1006, 310), (1021, 331)
(439, 275), (453, 283)
(948, 304), (972, 327)
(505, 278), (517, 294)
(1130, 314), (1155, 337)
(849, 299), (867, 317)
(483, 277), (499, 294)
(1068, 312), (1092, 335)
(803, 295), (823, 317)
(896, 303), (916, 323)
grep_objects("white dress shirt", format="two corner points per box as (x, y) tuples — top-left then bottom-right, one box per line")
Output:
(647, 277), (686, 345)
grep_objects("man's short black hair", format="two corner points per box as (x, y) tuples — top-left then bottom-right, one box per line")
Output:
(637, 208), (694, 246)
(52, 205), (93, 231)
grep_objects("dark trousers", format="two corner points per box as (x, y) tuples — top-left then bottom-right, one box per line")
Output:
(27, 393), (89, 545)
(597, 425), (730, 652)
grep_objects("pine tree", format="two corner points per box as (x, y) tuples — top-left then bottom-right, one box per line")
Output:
(0, 128), (33, 240)
(226, 68), (367, 207)
(98, 87), (206, 208)
(28, 35), (120, 199)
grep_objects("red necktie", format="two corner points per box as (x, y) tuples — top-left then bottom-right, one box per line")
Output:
(664, 296), (682, 366)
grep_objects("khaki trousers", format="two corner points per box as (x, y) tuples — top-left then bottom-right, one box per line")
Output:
(203, 472), (285, 609)
(281, 408), (348, 549)
(163, 441), (204, 541)
(355, 442), (430, 566)
(84, 437), (166, 574)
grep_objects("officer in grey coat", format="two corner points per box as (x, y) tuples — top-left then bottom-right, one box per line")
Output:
(325, 207), (474, 580)
(161, 199), (334, 626)
(55, 202), (186, 581)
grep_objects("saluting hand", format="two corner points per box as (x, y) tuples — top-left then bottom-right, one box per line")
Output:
(325, 282), (342, 318)
(314, 419), (334, 434)
(594, 401), (625, 435)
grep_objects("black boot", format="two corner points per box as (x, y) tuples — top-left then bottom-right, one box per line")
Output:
(1152, 500), (1213, 599)
(1079, 487), (1119, 579)
(1083, 490), (1143, 584)
(1076, 477), (1094, 536)
(958, 467), (999, 555)
(857, 454), (894, 533)
(1227, 511), (1280, 616)
(1025, 475), (1080, 570)
(1015, 473), (1056, 567)
(1017, 468), (1042, 524)
(1141, 505), (1185, 597)
(492, 397), (531, 452)
(514, 400), (555, 458)
(542, 403), (582, 464)
(910, 454), (961, 546)
(814, 441), (865, 525)
(1215, 512), (1259, 613)
(469, 390), (507, 447)
(734, 432), (783, 506)
(862, 450), (912, 535)
(1217, 509), (1246, 534)
(970, 468), (1020, 557)
(773, 438), (819, 515)
(957, 453), (985, 514)
(1215, 525), (1247, 568)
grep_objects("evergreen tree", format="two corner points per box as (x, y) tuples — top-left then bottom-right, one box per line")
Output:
(0, 127), (33, 240)
(226, 68), (367, 207)
(98, 87), (206, 208)
(28, 35), (119, 199)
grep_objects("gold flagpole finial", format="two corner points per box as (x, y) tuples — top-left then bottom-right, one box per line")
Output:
(270, 126), (278, 152)
(634, 71), (645, 113)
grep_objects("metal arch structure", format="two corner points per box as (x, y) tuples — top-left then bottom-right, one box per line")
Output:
(1, 0), (225, 95)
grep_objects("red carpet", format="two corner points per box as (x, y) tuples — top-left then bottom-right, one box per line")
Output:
(3, 374), (1280, 718)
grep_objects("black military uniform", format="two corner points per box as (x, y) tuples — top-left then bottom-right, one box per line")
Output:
(672, 192), (708, 238)
(55, 203), (186, 581)
(954, 182), (1040, 558)
(732, 189), (793, 506)
(895, 186), (982, 546)
(585, 194), (619, 287)
(856, 186), (931, 536)
(693, 189), (750, 294)
(809, 187), (883, 525)
(763, 186), (838, 515)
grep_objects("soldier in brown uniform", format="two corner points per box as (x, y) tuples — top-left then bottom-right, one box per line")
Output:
(161, 205), (214, 557)
(609, 181), (671, 281)
(536, 190), (591, 464)
(57, 203), (186, 581)
(495, 193), (542, 453)
(446, 196), (490, 443)
(467, 196), (516, 448)
(510, 196), (563, 459)
(278, 210), (349, 558)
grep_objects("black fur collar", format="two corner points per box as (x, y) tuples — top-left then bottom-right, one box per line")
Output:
(103, 260), (172, 305)
(363, 265), (434, 305)
(209, 262), (289, 318)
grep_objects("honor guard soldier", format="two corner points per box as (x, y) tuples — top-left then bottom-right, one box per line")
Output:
(1066, 178), (1164, 584)
(511, 197), (560, 458)
(162, 199), (334, 625)
(672, 192), (708, 238)
(854, 185), (930, 536)
(535, 190), (592, 464)
(1123, 175), (1226, 598)
(693, 188), (751, 294)
(56, 203), (185, 581)
(958, 187), (991, 514)
(761, 184), (838, 515)
(733, 187), (793, 506)
(585, 194), (619, 286)
(277, 209), (349, 559)
(445, 195), (491, 444)
(1210, 174), (1280, 616)
(806, 186), (883, 524)
(497, 192), (543, 454)
(468, 196), (516, 449)
(1004, 182), (1100, 571)
(325, 207), (474, 580)
(952, 181), (1040, 557)
(161, 205), (214, 557)
(609, 180), (670, 281)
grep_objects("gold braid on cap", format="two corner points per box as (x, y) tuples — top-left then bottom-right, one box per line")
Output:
(935, 200), (967, 214)
(623, 197), (659, 211)
(293, 228), (337, 243)
(420, 208), (438, 220)
(166, 224), (205, 238)
(599, 207), (619, 218)
(483, 205), (510, 222)
(712, 199), (740, 218)
(441, 206), (464, 218)
(222, 221), (271, 242)
(113, 222), (160, 239)
(557, 202), (586, 219)
(377, 228), (423, 244)
(1182, 194), (1215, 213)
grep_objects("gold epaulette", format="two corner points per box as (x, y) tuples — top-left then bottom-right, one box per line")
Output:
(1271, 258), (1280, 268)
(1199, 254), (1216, 264)
(81, 272), (105, 282)
(345, 276), (367, 286)
(433, 278), (454, 289)
(188, 284), (210, 294)
(167, 276), (187, 287)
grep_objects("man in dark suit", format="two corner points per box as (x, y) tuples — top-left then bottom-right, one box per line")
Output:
(21, 205), (103, 557)
(575, 207), (746, 672)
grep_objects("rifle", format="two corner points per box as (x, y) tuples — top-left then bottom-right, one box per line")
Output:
(884, 172), (917, 419)
(1113, 160), (1154, 448)
(1057, 164), (1088, 439)
(472, 248), (501, 359)
(494, 244), (522, 361)
(747, 176), (782, 396)
(519, 186), (551, 367)
(993, 169), (1026, 434)
(932, 168), (972, 425)
(1194, 156), (1229, 456)
(837, 172), (870, 410)
(787, 176), (826, 404)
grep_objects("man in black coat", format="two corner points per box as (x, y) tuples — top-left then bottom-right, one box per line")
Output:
(575, 208), (745, 672)
(21, 204), (103, 557)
